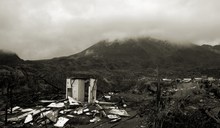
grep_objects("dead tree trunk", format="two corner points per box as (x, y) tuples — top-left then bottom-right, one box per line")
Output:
(156, 67), (161, 110)
(4, 102), (7, 125)
(9, 87), (12, 114)
(5, 80), (9, 125)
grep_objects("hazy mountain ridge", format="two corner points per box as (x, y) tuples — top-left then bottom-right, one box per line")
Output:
(1, 38), (220, 76)
(0, 50), (23, 65)
(1, 37), (220, 92)
(52, 38), (220, 70)
(202, 44), (220, 54)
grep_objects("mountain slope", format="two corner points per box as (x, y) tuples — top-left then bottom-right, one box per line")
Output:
(54, 38), (220, 70)
(1, 37), (220, 92)
(0, 50), (23, 65)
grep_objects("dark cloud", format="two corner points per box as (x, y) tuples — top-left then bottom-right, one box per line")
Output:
(0, 0), (220, 60)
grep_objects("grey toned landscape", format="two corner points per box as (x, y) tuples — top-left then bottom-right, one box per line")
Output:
(1, 0), (220, 128)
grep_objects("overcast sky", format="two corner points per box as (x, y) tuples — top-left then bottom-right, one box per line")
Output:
(0, 0), (220, 60)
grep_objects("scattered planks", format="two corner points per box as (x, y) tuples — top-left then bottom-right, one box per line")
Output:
(7, 108), (47, 122)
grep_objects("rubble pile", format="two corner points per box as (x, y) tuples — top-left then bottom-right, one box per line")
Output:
(0, 95), (130, 128)
(2, 76), (220, 128)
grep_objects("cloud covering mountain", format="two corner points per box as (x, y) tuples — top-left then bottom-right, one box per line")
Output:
(0, 0), (220, 59)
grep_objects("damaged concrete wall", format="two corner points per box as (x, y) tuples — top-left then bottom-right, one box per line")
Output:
(67, 79), (85, 102)
(66, 78), (96, 103)
(88, 79), (97, 104)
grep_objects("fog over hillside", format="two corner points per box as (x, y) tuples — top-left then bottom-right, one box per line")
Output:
(0, 0), (220, 60)
(1, 1), (220, 127)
